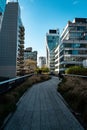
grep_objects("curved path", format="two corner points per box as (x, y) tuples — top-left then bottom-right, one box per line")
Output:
(4, 76), (84, 130)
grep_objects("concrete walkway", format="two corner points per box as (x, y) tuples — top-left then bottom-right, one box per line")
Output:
(4, 76), (84, 130)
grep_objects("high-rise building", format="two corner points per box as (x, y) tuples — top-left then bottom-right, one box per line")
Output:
(39, 57), (46, 68)
(0, 2), (25, 78)
(24, 47), (37, 74)
(58, 18), (87, 72)
(46, 29), (60, 73)
(24, 47), (37, 62)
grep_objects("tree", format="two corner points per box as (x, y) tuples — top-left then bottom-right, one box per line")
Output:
(24, 59), (37, 74)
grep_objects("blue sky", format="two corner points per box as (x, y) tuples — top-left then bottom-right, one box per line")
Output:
(17, 0), (87, 57)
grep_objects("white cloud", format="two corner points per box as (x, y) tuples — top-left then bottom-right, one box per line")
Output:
(73, 0), (79, 5)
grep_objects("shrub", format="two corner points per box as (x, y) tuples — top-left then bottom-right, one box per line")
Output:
(41, 67), (49, 73)
(58, 76), (87, 128)
(35, 68), (42, 74)
(65, 66), (87, 76)
(35, 67), (49, 74)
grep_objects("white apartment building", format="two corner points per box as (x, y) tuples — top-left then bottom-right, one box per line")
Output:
(58, 18), (87, 73)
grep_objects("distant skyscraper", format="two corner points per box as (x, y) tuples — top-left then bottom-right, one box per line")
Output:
(24, 47), (37, 62)
(0, 2), (25, 78)
(39, 57), (46, 68)
(46, 29), (60, 73)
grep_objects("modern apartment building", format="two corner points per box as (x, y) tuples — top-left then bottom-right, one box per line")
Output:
(0, 2), (25, 78)
(24, 47), (37, 62)
(46, 29), (60, 73)
(39, 57), (46, 68)
(58, 18), (87, 72)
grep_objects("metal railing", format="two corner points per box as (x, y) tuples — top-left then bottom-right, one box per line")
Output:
(63, 74), (87, 78)
(0, 74), (33, 94)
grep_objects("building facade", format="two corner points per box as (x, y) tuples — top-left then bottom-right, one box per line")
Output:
(0, 2), (24, 78)
(17, 26), (25, 76)
(24, 47), (37, 62)
(46, 29), (60, 73)
(54, 45), (60, 73)
(24, 47), (37, 74)
(39, 57), (46, 68)
(58, 18), (87, 72)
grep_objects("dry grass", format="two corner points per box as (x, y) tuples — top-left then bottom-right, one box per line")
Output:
(0, 74), (51, 127)
(58, 76), (87, 128)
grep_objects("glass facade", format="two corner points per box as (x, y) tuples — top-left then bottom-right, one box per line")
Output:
(47, 35), (59, 50)
(0, 0), (6, 29)
(46, 29), (60, 72)
(24, 50), (37, 61)
(0, 0), (6, 13)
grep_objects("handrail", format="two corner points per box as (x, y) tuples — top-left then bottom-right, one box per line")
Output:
(0, 74), (33, 85)
(0, 73), (33, 94)
(63, 74), (87, 78)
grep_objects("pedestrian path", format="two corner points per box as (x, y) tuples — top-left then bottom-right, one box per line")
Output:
(4, 76), (84, 130)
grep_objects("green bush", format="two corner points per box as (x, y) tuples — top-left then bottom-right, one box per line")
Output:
(58, 76), (87, 126)
(65, 66), (87, 76)
(35, 67), (49, 74)
(41, 67), (49, 73)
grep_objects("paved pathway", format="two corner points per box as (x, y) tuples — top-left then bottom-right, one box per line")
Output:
(4, 76), (84, 130)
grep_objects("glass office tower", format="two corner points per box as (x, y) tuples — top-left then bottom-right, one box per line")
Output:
(46, 29), (60, 73)
(0, 0), (6, 13)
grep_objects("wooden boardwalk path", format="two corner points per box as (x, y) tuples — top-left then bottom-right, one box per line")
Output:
(4, 76), (84, 130)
